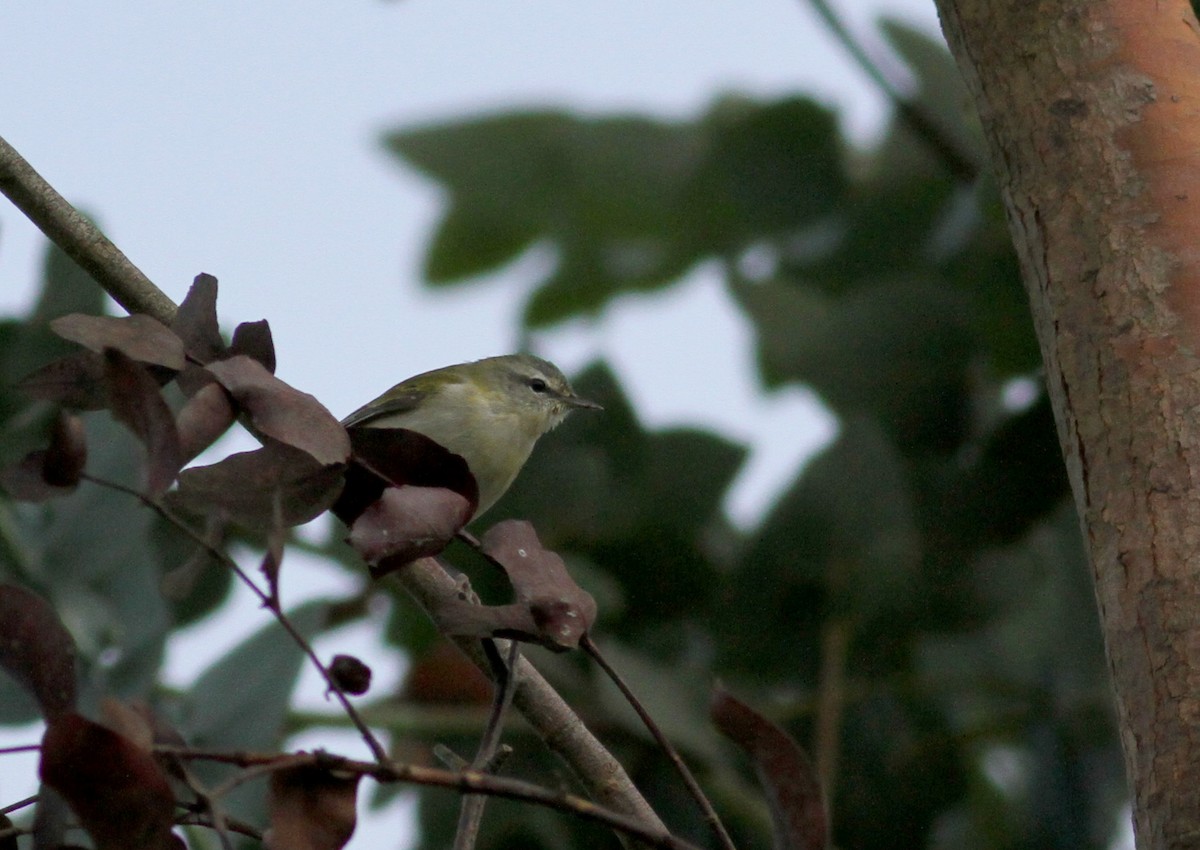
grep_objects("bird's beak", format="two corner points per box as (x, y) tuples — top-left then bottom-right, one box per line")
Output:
(567, 394), (603, 411)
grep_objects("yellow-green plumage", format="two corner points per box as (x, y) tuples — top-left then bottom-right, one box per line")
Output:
(341, 354), (599, 517)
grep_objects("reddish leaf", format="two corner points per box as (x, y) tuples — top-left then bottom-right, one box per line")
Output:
(0, 584), (77, 719)
(0, 452), (76, 502)
(266, 763), (360, 850)
(42, 411), (88, 486)
(170, 440), (345, 529)
(334, 427), (479, 526)
(171, 273), (225, 363)
(402, 641), (493, 706)
(429, 521), (596, 651)
(98, 696), (155, 751)
(0, 412), (87, 502)
(230, 319), (277, 373)
(0, 813), (16, 850)
(206, 356), (350, 466)
(50, 313), (187, 371)
(711, 686), (827, 850)
(17, 351), (107, 409)
(348, 485), (473, 571)
(40, 712), (179, 850)
(104, 349), (184, 496)
(175, 381), (236, 463)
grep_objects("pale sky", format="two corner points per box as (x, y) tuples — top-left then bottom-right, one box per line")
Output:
(0, 2), (943, 846)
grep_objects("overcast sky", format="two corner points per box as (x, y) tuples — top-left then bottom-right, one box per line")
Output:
(1, 2), (943, 845)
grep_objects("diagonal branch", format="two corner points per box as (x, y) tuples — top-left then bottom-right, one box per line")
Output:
(0, 135), (177, 325)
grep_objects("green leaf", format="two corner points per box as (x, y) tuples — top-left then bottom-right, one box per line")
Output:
(387, 98), (845, 327)
(718, 420), (919, 677)
(181, 600), (329, 821)
(733, 278), (973, 454)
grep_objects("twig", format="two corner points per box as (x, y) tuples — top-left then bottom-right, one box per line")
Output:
(454, 641), (522, 850)
(175, 810), (262, 841)
(161, 746), (700, 850)
(79, 472), (390, 765)
(401, 557), (666, 840)
(0, 135), (177, 325)
(0, 794), (38, 816)
(814, 618), (850, 809)
(582, 635), (737, 850)
(804, 0), (980, 182)
(0, 744), (40, 756)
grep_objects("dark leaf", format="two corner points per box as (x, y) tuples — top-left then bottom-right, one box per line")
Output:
(171, 273), (224, 363)
(0, 451), (77, 502)
(335, 427), (479, 525)
(349, 485), (473, 570)
(41, 411), (88, 486)
(205, 355), (350, 466)
(175, 381), (237, 464)
(329, 654), (372, 696)
(39, 712), (179, 850)
(230, 319), (277, 373)
(433, 520), (596, 651)
(267, 763), (360, 850)
(16, 350), (107, 409)
(0, 412), (88, 501)
(711, 686), (827, 850)
(733, 279), (973, 454)
(0, 814), (16, 850)
(0, 584), (77, 719)
(103, 349), (183, 496)
(170, 440), (345, 529)
(49, 313), (186, 370)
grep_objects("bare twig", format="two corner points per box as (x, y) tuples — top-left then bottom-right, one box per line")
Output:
(162, 746), (700, 850)
(582, 636), (737, 850)
(0, 135), (177, 324)
(454, 641), (522, 850)
(0, 794), (38, 816)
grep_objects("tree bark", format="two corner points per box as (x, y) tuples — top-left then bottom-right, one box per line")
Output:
(934, 1), (1200, 847)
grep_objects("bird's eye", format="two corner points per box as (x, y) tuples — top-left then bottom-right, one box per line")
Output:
(529, 377), (548, 393)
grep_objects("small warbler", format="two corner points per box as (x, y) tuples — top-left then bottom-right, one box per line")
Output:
(341, 354), (601, 517)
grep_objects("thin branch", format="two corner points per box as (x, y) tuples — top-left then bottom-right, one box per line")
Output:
(454, 641), (522, 850)
(804, 0), (980, 182)
(813, 618), (850, 812)
(80, 472), (390, 765)
(582, 636), (738, 850)
(0, 744), (40, 756)
(0, 794), (38, 816)
(0, 135), (177, 324)
(400, 556), (667, 840)
(162, 746), (700, 850)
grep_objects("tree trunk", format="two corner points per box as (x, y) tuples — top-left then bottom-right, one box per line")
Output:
(933, 1), (1200, 847)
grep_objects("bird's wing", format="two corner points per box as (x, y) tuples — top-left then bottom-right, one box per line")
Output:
(340, 384), (427, 427)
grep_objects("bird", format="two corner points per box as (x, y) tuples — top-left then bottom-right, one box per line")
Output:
(341, 353), (600, 517)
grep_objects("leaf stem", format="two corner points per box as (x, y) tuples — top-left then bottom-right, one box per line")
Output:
(582, 635), (738, 850)
(79, 471), (390, 765)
